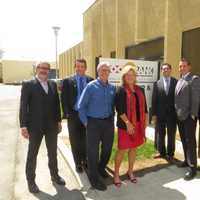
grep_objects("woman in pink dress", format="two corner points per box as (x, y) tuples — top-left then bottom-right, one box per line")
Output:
(114, 63), (148, 187)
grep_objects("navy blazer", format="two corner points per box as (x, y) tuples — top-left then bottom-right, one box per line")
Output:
(19, 78), (61, 133)
(61, 75), (93, 118)
(151, 77), (177, 121)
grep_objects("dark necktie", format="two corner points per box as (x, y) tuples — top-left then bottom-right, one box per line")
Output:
(165, 78), (169, 95)
(79, 77), (84, 94)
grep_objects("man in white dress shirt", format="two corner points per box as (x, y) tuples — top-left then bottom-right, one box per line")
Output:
(19, 62), (65, 193)
(152, 63), (177, 161)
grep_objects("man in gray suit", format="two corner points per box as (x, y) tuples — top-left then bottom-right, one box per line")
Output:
(175, 58), (200, 180)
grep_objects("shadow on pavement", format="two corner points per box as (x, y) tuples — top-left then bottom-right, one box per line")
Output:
(33, 183), (85, 200)
(105, 162), (173, 185)
(84, 162), (188, 200)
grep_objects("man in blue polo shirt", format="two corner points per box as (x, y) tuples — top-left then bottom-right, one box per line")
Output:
(78, 62), (116, 191)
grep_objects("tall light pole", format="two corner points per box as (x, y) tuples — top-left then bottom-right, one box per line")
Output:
(52, 26), (60, 79)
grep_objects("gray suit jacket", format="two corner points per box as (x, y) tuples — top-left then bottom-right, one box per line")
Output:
(175, 73), (200, 121)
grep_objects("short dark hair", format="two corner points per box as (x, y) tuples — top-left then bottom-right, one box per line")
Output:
(75, 59), (87, 68)
(180, 58), (190, 65)
(161, 63), (172, 69)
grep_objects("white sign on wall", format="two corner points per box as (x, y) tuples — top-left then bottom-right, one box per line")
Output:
(99, 58), (159, 109)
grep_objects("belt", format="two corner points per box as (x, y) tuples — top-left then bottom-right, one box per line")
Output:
(88, 116), (113, 120)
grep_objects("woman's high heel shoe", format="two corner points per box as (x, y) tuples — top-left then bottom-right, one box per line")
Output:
(127, 173), (137, 183)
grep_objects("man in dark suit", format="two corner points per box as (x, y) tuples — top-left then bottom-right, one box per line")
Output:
(19, 62), (65, 193)
(175, 58), (200, 180)
(61, 59), (93, 173)
(152, 63), (177, 162)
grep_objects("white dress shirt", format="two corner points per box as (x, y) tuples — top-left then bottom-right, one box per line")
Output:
(36, 76), (48, 94)
(163, 77), (171, 94)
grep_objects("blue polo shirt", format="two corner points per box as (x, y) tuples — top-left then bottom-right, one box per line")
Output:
(78, 78), (116, 124)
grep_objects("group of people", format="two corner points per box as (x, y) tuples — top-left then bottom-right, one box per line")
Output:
(19, 58), (200, 194)
(152, 58), (200, 181)
(61, 59), (147, 191)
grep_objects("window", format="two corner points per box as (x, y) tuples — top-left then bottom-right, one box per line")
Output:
(110, 51), (116, 58)
(125, 37), (164, 63)
(182, 27), (200, 76)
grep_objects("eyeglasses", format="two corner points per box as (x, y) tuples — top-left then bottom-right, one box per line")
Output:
(162, 68), (170, 71)
(101, 69), (110, 72)
(38, 67), (50, 71)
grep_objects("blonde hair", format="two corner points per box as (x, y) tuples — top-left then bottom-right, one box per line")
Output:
(121, 62), (137, 85)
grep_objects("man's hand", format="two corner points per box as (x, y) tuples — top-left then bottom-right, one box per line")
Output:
(58, 122), (62, 133)
(151, 115), (157, 126)
(21, 127), (29, 139)
(191, 115), (195, 120)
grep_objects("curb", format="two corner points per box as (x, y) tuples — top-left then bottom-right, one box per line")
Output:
(57, 137), (91, 191)
(145, 126), (184, 154)
(146, 127), (200, 164)
(58, 126), (200, 190)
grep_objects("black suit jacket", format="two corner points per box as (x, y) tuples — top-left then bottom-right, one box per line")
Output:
(61, 75), (93, 118)
(19, 78), (61, 133)
(152, 77), (177, 121)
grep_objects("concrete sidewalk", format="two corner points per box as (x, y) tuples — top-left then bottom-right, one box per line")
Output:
(14, 136), (85, 200)
(1, 84), (199, 200)
(0, 85), (85, 200)
(58, 121), (200, 200)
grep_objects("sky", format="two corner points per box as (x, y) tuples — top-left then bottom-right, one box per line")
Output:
(0, 0), (96, 61)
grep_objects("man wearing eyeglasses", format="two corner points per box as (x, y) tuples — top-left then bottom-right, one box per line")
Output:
(19, 62), (65, 193)
(78, 62), (116, 191)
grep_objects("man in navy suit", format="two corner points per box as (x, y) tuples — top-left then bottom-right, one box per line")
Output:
(61, 59), (93, 173)
(152, 63), (177, 161)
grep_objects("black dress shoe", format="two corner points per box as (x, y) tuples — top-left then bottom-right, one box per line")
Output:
(99, 169), (110, 178)
(177, 161), (188, 168)
(166, 156), (175, 163)
(76, 165), (83, 173)
(51, 175), (66, 185)
(184, 168), (196, 181)
(91, 180), (107, 191)
(27, 181), (40, 193)
(82, 161), (87, 169)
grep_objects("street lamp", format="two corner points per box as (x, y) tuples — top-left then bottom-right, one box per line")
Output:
(52, 26), (60, 79)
